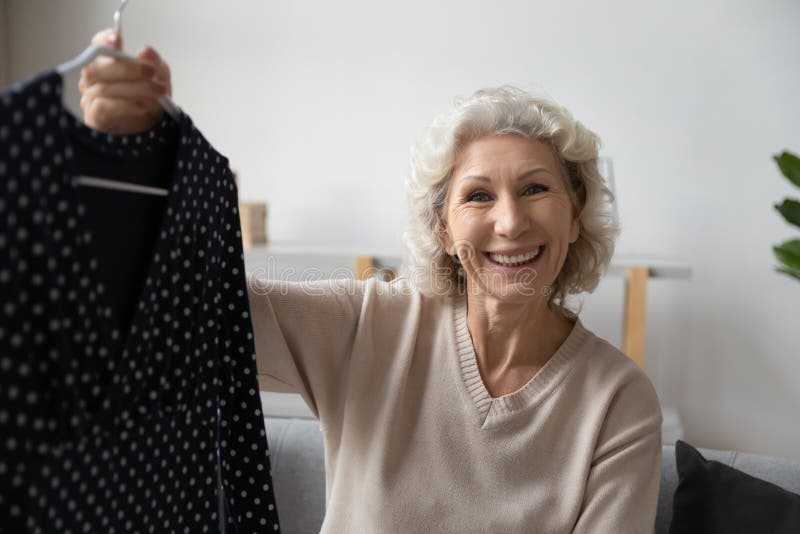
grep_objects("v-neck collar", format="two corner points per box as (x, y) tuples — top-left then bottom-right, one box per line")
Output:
(450, 293), (590, 429)
(43, 71), (190, 412)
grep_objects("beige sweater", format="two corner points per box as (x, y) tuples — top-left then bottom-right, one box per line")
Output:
(248, 277), (663, 534)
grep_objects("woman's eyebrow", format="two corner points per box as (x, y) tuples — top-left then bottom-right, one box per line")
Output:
(458, 167), (551, 184)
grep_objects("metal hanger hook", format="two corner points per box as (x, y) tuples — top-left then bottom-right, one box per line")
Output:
(113, 0), (129, 36)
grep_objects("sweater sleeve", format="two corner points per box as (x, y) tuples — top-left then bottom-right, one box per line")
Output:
(245, 276), (368, 423)
(571, 370), (663, 534)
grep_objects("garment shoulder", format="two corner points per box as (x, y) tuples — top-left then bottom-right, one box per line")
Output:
(185, 123), (229, 166)
(574, 329), (652, 387)
(573, 327), (663, 439)
(0, 73), (39, 120)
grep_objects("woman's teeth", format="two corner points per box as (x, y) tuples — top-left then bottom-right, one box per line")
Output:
(487, 247), (541, 266)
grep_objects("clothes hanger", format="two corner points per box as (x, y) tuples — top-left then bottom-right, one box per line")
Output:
(57, 0), (180, 122)
(58, 0), (177, 196)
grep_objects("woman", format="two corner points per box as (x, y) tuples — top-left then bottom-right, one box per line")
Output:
(81, 29), (662, 534)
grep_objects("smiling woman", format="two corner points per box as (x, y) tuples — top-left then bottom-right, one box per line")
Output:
(76, 40), (663, 533)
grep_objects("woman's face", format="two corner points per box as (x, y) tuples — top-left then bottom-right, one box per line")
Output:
(442, 134), (580, 302)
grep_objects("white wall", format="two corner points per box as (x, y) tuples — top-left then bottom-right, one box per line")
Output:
(7, 0), (800, 460)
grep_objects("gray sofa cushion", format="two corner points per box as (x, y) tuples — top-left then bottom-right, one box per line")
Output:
(265, 417), (800, 534)
(265, 418), (327, 534)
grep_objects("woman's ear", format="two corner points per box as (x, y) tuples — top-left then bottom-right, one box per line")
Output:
(569, 216), (580, 244)
(439, 219), (455, 255)
(569, 201), (583, 244)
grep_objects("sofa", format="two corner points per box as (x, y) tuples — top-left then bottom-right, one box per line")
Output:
(262, 417), (800, 534)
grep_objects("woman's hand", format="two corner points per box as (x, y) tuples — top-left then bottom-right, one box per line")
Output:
(78, 29), (172, 134)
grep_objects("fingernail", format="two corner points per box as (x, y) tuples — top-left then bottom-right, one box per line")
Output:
(108, 31), (120, 45)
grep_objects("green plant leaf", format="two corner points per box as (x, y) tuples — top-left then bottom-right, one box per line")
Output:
(774, 198), (800, 228)
(774, 239), (800, 271)
(774, 151), (800, 188)
(776, 266), (800, 282)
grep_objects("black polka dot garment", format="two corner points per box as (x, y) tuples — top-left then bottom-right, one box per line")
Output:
(0, 71), (281, 533)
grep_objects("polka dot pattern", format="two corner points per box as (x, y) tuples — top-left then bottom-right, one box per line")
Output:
(0, 70), (281, 533)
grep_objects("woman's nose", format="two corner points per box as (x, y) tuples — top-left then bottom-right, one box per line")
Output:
(493, 196), (530, 239)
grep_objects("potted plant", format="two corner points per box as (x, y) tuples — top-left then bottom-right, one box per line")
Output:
(773, 151), (800, 281)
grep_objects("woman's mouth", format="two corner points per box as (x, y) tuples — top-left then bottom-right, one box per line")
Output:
(485, 245), (544, 268)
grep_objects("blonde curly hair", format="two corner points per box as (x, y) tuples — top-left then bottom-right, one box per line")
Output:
(403, 85), (619, 314)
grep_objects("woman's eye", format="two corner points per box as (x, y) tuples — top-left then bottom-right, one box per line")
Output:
(523, 184), (548, 196)
(466, 191), (492, 202)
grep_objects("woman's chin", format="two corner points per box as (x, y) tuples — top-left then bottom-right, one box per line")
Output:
(466, 271), (548, 301)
